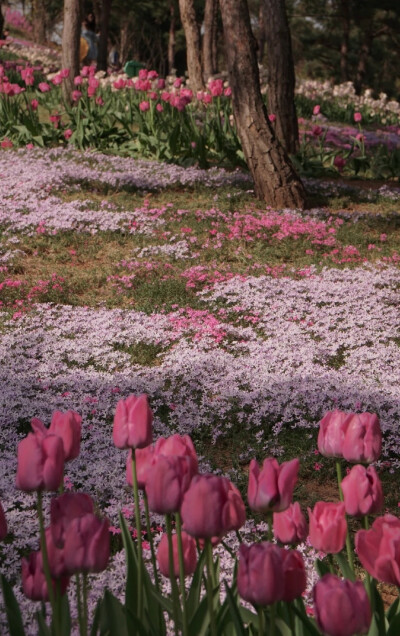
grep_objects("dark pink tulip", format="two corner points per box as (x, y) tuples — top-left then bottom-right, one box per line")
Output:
(308, 502), (347, 553)
(45, 527), (67, 579)
(313, 574), (371, 636)
(50, 492), (94, 547)
(356, 514), (400, 586)
(281, 549), (307, 601)
(22, 551), (69, 602)
(342, 412), (382, 463)
(49, 410), (81, 461)
(145, 455), (195, 514)
(126, 445), (154, 489)
(317, 410), (353, 458)
(157, 531), (197, 578)
(341, 464), (383, 517)
(237, 542), (284, 606)
(181, 474), (246, 539)
(273, 501), (308, 545)
(0, 501), (7, 540)
(63, 513), (110, 574)
(154, 434), (198, 473)
(113, 394), (153, 450)
(16, 432), (64, 492)
(247, 457), (299, 513)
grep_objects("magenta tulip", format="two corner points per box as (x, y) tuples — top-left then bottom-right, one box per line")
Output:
(157, 531), (197, 578)
(63, 513), (110, 574)
(341, 464), (383, 517)
(49, 410), (81, 461)
(126, 445), (154, 489)
(313, 574), (371, 636)
(113, 394), (153, 450)
(0, 501), (7, 540)
(237, 542), (284, 606)
(273, 502), (308, 545)
(308, 502), (347, 553)
(154, 434), (198, 473)
(16, 432), (64, 491)
(145, 455), (195, 514)
(342, 412), (382, 463)
(22, 551), (69, 601)
(50, 493), (94, 547)
(356, 514), (400, 586)
(317, 410), (353, 458)
(281, 549), (307, 601)
(45, 527), (68, 579)
(247, 457), (299, 513)
(181, 474), (246, 539)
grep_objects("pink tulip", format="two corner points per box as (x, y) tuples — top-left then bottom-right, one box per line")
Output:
(354, 112), (362, 122)
(145, 455), (195, 514)
(16, 432), (64, 491)
(113, 394), (153, 450)
(181, 474), (246, 539)
(30, 98), (39, 110)
(247, 457), (299, 513)
(38, 82), (50, 92)
(313, 574), (371, 636)
(139, 100), (150, 112)
(356, 514), (400, 585)
(63, 513), (110, 574)
(237, 542), (284, 606)
(49, 410), (81, 461)
(342, 412), (382, 463)
(0, 501), (7, 540)
(281, 549), (307, 601)
(341, 464), (383, 516)
(273, 501), (308, 544)
(333, 155), (346, 172)
(22, 551), (69, 601)
(268, 113), (276, 123)
(126, 445), (155, 489)
(50, 493), (94, 547)
(157, 531), (197, 578)
(308, 502), (347, 553)
(154, 434), (198, 473)
(45, 527), (68, 578)
(317, 410), (353, 458)
(313, 104), (321, 115)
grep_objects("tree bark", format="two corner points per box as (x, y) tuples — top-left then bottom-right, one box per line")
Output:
(178, 0), (204, 92)
(0, 0), (5, 39)
(219, 0), (306, 209)
(257, 1), (266, 63)
(168, 1), (176, 73)
(263, 0), (299, 154)
(61, 0), (81, 101)
(203, 0), (218, 80)
(32, 0), (47, 44)
(119, 21), (132, 65)
(97, 0), (112, 71)
(339, 0), (350, 82)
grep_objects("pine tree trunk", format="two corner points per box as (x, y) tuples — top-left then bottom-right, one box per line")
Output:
(61, 0), (81, 101)
(257, 1), (266, 63)
(340, 0), (350, 82)
(97, 0), (112, 71)
(0, 0), (5, 39)
(178, 0), (204, 92)
(168, 2), (176, 73)
(219, 0), (306, 209)
(32, 0), (47, 44)
(263, 0), (299, 154)
(203, 0), (218, 80)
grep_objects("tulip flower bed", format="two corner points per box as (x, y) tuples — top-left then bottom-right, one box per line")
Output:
(0, 143), (400, 634)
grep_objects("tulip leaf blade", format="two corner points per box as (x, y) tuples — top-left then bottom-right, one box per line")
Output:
(0, 574), (26, 636)
(118, 512), (139, 618)
(98, 589), (129, 636)
(186, 548), (207, 621)
(188, 584), (219, 636)
(59, 592), (71, 636)
(386, 612), (400, 636)
(90, 599), (101, 636)
(35, 611), (51, 635)
(314, 557), (330, 578)
(291, 603), (321, 636)
(334, 551), (356, 581)
(275, 616), (293, 636)
(386, 596), (400, 622)
(223, 581), (247, 636)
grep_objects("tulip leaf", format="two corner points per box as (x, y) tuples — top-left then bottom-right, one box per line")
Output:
(275, 616), (293, 636)
(35, 611), (51, 635)
(90, 599), (101, 636)
(291, 604), (321, 636)
(0, 574), (26, 636)
(59, 592), (71, 636)
(118, 512), (139, 618)
(223, 582), (247, 636)
(314, 558), (330, 578)
(99, 589), (129, 636)
(386, 596), (400, 622)
(186, 548), (207, 621)
(188, 585), (219, 636)
(334, 552), (356, 581)
(386, 613), (400, 636)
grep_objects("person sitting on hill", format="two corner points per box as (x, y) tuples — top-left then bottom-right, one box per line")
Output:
(81, 13), (98, 65)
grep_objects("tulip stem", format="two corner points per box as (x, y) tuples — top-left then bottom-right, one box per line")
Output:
(166, 514), (181, 635)
(143, 491), (159, 591)
(37, 491), (58, 633)
(131, 451), (143, 620)
(362, 516), (373, 602)
(82, 573), (88, 636)
(175, 513), (189, 636)
(205, 539), (217, 636)
(257, 606), (265, 636)
(336, 461), (354, 573)
(267, 512), (274, 543)
(269, 602), (276, 636)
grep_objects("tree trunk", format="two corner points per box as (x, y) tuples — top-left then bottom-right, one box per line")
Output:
(355, 31), (373, 94)
(257, 1), (266, 63)
(32, 0), (47, 44)
(178, 0), (204, 92)
(203, 0), (218, 80)
(263, 0), (299, 154)
(97, 0), (112, 71)
(340, 0), (350, 82)
(168, 2), (176, 73)
(219, 0), (306, 209)
(119, 22), (132, 65)
(0, 0), (4, 39)
(62, 0), (81, 101)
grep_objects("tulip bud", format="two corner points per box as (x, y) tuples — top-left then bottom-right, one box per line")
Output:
(342, 412), (382, 463)
(50, 492), (94, 547)
(341, 464), (383, 516)
(273, 502), (308, 545)
(313, 574), (371, 636)
(308, 501), (347, 554)
(22, 551), (69, 602)
(237, 542), (284, 606)
(356, 514), (400, 586)
(154, 434), (198, 473)
(281, 549), (307, 601)
(49, 410), (81, 461)
(63, 513), (110, 574)
(157, 531), (197, 578)
(145, 455), (195, 514)
(247, 457), (299, 513)
(317, 410), (353, 458)
(16, 432), (64, 492)
(113, 394), (153, 450)
(126, 445), (154, 489)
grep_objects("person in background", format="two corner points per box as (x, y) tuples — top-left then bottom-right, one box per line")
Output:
(81, 12), (98, 65)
